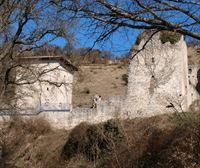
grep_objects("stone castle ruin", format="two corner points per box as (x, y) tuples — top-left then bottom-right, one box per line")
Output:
(1, 31), (200, 129)
(93, 31), (200, 123)
(97, 32), (199, 118)
(125, 32), (190, 116)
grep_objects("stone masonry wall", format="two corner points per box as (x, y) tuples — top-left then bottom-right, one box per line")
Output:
(124, 34), (189, 117)
(1, 33), (197, 130)
(0, 96), (124, 129)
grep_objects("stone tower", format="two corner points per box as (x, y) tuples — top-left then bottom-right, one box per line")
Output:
(124, 32), (189, 117)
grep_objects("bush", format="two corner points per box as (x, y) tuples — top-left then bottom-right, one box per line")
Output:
(62, 124), (108, 161)
(121, 74), (128, 85)
(160, 30), (181, 44)
(135, 30), (182, 46)
(82, 125), (108, 161)
(62, 123), (89, 159)
(62, 120), (123, 161)
(8, 116), (51, 136)
(103, 119), (123, 139)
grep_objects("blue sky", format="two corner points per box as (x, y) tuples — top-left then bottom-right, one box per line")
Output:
(75, 28), (139, 56)
(51, 27), (140, 57)
(42, 0), (200, 57)
(20, 7), (140, 58)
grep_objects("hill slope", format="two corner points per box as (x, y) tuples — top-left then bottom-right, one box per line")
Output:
(72, 64), (128, 107)
(72, 43), (200, 108)
(188, 44), (200, 64)
(1, 112), (200, 168)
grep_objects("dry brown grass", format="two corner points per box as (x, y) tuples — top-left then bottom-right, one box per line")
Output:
(1, 116), (68, 168)
(73, 64), (128, 107)
(188, 44), (200, 65)
(2, 112), (200, 168)
(61, 113), (200, 168)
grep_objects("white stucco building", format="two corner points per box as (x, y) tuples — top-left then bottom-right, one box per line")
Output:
(15, 56), (77, 114)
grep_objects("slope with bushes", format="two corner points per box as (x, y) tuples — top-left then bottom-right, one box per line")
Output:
(1, 112), (200, 168)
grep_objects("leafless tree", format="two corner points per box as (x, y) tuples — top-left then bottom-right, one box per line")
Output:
(55, 0), (200, 44)
(0, 0), (76, 113)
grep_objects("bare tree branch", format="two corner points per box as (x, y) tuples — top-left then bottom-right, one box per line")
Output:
(0, 0), (76, 113)
(57, 0), (200, 40)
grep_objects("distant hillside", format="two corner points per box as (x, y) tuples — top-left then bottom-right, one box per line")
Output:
(72, 63), (128, 107)
(72, 44), (200, 108)
(188, 44), (200, 64)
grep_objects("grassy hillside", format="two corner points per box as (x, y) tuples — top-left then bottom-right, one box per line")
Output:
(72, 44), (200, 108)
(188, 44), (200, 64)
(72, 64), (128, 107)
(1, 112), (200, 168)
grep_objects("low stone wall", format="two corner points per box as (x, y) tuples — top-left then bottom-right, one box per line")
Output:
(41, 96), (126, 129)
(0, 96), (127, 129)
(0, 93), (183, 130)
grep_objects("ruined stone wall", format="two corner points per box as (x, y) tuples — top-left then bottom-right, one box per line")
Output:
(0, 33), (195, 130)
(124, 34), (189, 117)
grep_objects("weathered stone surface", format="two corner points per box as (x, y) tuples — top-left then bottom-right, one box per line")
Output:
(124, 33), (189, 116)
(1, 32), (200, 130)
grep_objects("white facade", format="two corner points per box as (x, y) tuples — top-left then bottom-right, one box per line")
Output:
(15, 57), (75, 114)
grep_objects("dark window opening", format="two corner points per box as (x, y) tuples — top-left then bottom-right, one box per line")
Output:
(195, 68), (200, 95)
(197, 69), (200, 81)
